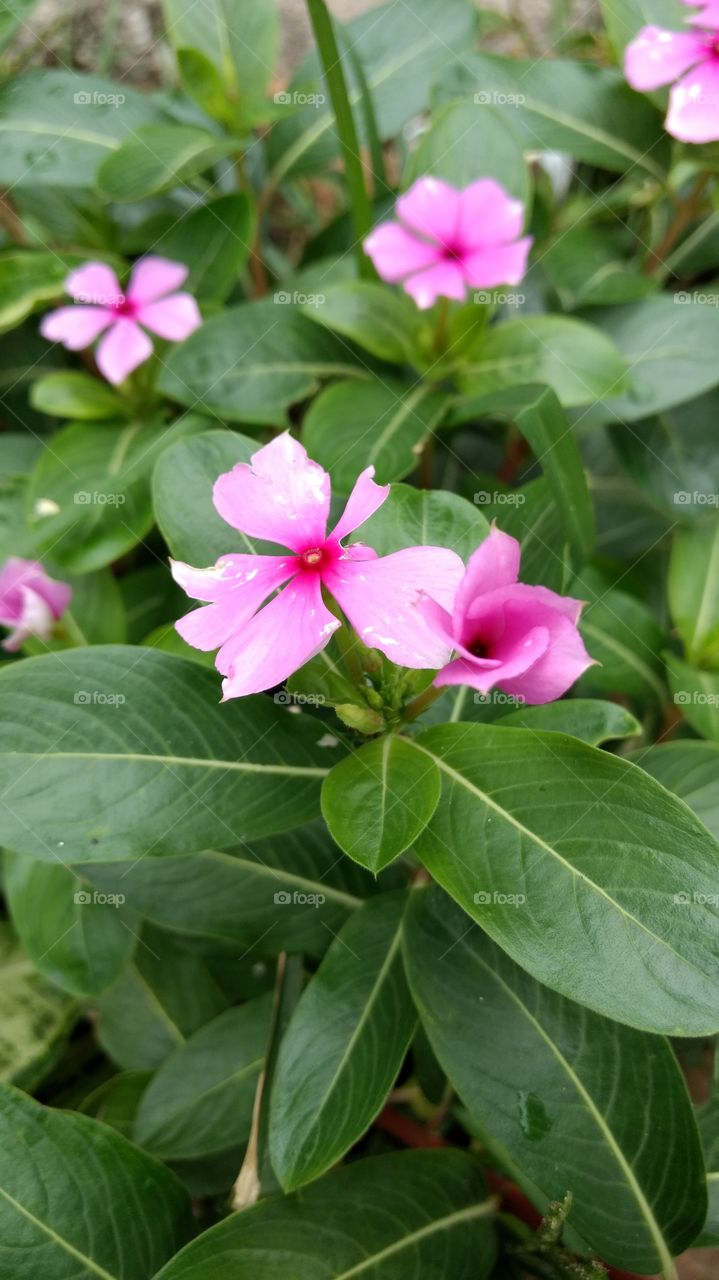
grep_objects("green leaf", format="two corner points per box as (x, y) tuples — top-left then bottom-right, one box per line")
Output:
(634, 740), (719, 839)
(26, 415), (205, 573)
(155, 1149), (496, 1279)
(303, 378), (448, 492)
(459, 315), (628, 409)
(4, 853), (137, 996)
(405, 886), (706, 1272)
(483, 475), (572, 593)
(305, 281), (422, 364)
(407, 99), (529, 198)
(176, 48), (234, 124)
(543, 225), (657, 309)
(410, 722), (719, 1034)
(149, 193), (256, 302)
(599, 0), (686, 57)
(580, 295), (719, 424)
(357, 482), (489, 559)
(608, 389), (719, 521)
(669, 519), (719, 667)
(0, 251), (86, 332)
(666, 653), (719, 740)
(497, 698), (642, 745)
(153, 427), (267, 564)
(0, 70), (165, 188)
(135, 996), (272, 1161)
(29, 371), (126, 420)
(0, 923), (73, 1087)
(270, 894), (416, 1191)
(219, 0), (279, 105)
(84, 821), (390, 958)
(157, 300), (370, 426)
(97, 125), (235, 202)
(577, 578), (667, 703)
(322, 737), (441, 871)
(79, 1071), (151, 1140)
(0, 646), (338, 861)
(0, 1084), (192, 1279)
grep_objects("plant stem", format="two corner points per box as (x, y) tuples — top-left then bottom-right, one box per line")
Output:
(305, 0), (373, 278)
(645, 173), (711, 278)
(402, 682), (444, 723)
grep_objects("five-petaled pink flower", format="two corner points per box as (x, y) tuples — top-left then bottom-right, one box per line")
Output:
(419, 526), (594, 705)
(0, 558), (72, 651)
(363, 176), (532, 310)
(625, 4), (719, 143)
(171, 433), (464, 700)
(40, 257), (202, 385)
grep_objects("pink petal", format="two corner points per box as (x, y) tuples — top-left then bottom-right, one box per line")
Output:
(685, 2), (719, 24)
(95, 319), (153, 385)
(363, 222), (441, 283)
(331, 467), (389, 544)
(218, 575), (341, 699)
(624, 25), (707, 92)
(1, 587), (54, 651)
(212, 433), (331, 553)
(433, 626), (549, 694)
(456, 179), (525, 249)
(453, 527), (520, 629)
(40, 306), (114, 350)
(172, 554), (295, 650)
(65, 262), (123, 306)
(403, 261), (467, 309)
(324, 546), (464, 669)
(396, 176), (462, 250)
(500, 614), (594, 704)
(0, 560), (71, 645)
(136, 293), (202, 341)
(128, 256), (189, 304)
(463, 236), (533, 289)
(666, 58), (719, 142)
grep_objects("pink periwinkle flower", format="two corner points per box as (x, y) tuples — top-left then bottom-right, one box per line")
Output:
(171, 432), (464, 700)
(419, 526), (594, 705)
(0, 558), (72, 651)
(625, 5), (719, 143)
(40, 257), (202, 385)
(363, 176), (532, 310)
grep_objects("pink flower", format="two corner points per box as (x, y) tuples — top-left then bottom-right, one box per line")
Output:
(171, 433), (464, 700)
(419, 526), (594, 705)
(40, 257), (202, 385)
(624, 12), (719, 143)
(0, 558), (72, 651)
(363, 176), (532, 310)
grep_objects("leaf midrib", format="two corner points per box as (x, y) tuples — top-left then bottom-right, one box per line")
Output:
(1, 750), (329, 777)
(0, 1185), (118, 1280)
(334, 1198), (496, 1279)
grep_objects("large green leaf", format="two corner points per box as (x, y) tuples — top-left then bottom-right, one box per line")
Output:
(497, 698), (642, 745)
(577, 579), (667, 703)
(406, 99), (529, 198)
(304, 282), (423, 365)
(0, 647), (338, 861)
(410, 722), (719, 1034)
(163, 0), (278, 108)
(157, 301), (371, 426)
(0, 251), (86, 332)
(599, 0), (686, 56)
(134, 996), (272, 1162)
(0, 923), (73, 1087)
(459, 316), (628, 409)
(153, 1150), (496, 1280)
(153, 428), (264, 564)
(4, 853), (137, 996)
(26, 414), (205, 572)
(149, 193), (256, 302)
(543, 225), (657, 309)
(666, 653), (719, 741)
(357, 482), (489, 559)
(0, 1084), (192, 1279)
(405, 886), (706, 1272)
(0, 71), (165, 188)
(669, 519), (719, 667)
(634, 741), (719, 839)
(322, 736), (441, 871)
(97, 125), (236, 202)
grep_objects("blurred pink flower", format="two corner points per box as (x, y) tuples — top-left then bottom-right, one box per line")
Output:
(363, 176), (532, 309)
(419, 526), (594, 705)
(0, 558), (72, 651)
(625, 12), (719, 142)
(40, 257), (202, 385)
(172, 433), (464, 699)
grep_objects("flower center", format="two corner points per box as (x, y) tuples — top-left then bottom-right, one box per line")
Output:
(113, 296), (136, 318)
(300, 547), (325, 569)
(468, 635), (489, 658)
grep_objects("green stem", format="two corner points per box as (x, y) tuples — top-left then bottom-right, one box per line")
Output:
(305, 0), (374, 277)
(402, 682), (444, 724)
(60, 611), (89, 648)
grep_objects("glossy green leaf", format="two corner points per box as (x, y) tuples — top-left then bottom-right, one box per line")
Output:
(153, 427), (263, 564)
(135, 996), (272, 1160)
(405, 886), (706, 1272)
(669, 519), (719, 667)
(543, 225), (657, 309)
(357, 481), (489, 559)
(29, 371), (126, 420)
(97, 125), (235, 202)
(577, 579), (667, 703)
(634, 740), (719, 840)
(0, 1084), (192, 1279)
(158, 300), (370, 425)
(79, 1071), (151, 1140)
(599, 0), (686, 56)
(608, 388), (719, 522)
(304, 281), (422, 364)
(149, 193), (256, 301)
(497, 698), (642, 745)
(666, 653), (719, 740)
(459, 315), (628, 409)
(0, 251), (85, 332)
(4, 853), (137, 996)
(303, 378), (448, 492)
(406, 99), (529, 198)
(411, 722), (719, 1034)
(322, 736), (441, 871)
(0, 646), (338, 861)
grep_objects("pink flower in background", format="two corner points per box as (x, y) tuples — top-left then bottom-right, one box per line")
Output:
(363, 176), (532, 309)
(419, 526), (594, 705)
(0, 558), (71, 651)
(40, 257), (202, 385)
(172, 433), (464, 699)
(624, 10), (719, 142)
